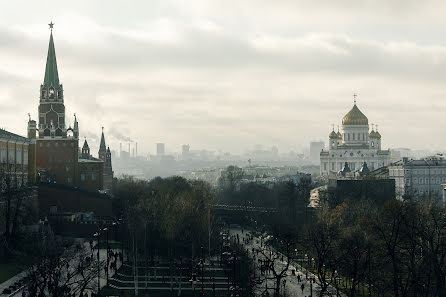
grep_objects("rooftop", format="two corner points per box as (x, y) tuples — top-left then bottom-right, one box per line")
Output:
(78, 156), (103, 163)
(0, 129), (29, 142)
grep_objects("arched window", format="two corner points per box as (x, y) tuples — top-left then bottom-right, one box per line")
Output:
(371, 141), (374, 147)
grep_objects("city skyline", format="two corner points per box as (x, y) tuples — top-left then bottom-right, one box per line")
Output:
(1, 1), (446, 155)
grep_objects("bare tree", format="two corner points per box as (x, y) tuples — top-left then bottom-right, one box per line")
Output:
(25, 228), (102, 297)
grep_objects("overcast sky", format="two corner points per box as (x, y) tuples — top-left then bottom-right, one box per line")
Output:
(1, 0), (446, 155)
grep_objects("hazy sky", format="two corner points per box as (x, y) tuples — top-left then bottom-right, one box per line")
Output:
(1, 0), (446, 155)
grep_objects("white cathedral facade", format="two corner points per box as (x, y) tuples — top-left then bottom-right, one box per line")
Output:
(320, 100), (391, 175)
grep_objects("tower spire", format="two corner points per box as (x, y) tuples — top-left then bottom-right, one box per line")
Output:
(43, 24), (60, 88)
(353, 93), (358, 105)
(99, 127), (106, 153)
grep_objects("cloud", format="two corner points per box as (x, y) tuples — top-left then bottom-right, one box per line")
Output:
(1, 2), (446, 154)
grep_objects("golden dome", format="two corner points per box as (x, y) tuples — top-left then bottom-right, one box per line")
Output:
(329, 130), (338, 138)
(342, 104), (368, 125)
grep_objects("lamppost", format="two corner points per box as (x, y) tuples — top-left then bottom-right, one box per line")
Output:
(189, 272), (198, 297)
(93, 231), (101, 296)
(310, 279), (313, 297)
(305, 254), (308, 269)
(103, 227), (109, 287)
(200, 246), (204, 297)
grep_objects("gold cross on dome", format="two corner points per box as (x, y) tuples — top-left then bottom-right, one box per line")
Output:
(48, 21), (54, 30)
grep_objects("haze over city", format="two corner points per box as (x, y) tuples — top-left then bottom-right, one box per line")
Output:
(1, 0), (446, 155)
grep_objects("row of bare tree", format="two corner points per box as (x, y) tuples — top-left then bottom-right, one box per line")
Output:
(305, 199), (446, 297)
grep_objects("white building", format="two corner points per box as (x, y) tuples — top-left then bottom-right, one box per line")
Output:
(388, 157), (446, 202)
(320, 100), (391, 175)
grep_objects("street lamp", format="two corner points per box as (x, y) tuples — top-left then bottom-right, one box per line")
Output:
(93, 231), (101, 296)
(189, 273), (198, 297)
(200, 246), (204, 297)
(118, 218), (124, 263)
(103, 227), (109, 287)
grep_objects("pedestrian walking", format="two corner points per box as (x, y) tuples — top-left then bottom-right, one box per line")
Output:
(301, 283), (305, 293)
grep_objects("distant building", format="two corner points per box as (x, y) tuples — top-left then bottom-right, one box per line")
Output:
(388, 157), (446, 202)
(320, 98), (391, 175)
(182, 144), (190, 159)
(157, 143), (165, 156)
(310, 141), (324, 164)
(0, 128), (36, 186)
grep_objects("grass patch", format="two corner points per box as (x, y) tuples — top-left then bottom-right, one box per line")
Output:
(0, 262), (23, 284)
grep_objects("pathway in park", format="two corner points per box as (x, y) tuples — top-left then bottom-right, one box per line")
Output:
(0, 241), (122, 297)
(230, 227), (341, 297)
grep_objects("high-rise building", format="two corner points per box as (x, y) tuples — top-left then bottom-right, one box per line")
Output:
(310, 141), (324, 164)
(157, 143), (165, 156)
(182, 144), (190, 159)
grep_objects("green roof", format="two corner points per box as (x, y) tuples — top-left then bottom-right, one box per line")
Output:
(99, 131), (106, 153)
(43, 32), (60, 88)
(0, 129), (28, 142)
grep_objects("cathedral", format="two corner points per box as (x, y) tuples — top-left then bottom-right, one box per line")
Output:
(27, 25), (114, 194)
(320, 97), (391, 175)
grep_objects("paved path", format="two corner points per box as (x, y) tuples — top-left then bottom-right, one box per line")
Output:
(230, 227), (341, 297)
(0, 241), (122, 297)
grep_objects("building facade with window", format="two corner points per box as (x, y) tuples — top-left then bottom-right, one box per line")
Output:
(0, 128), (36, 186)
(320, 100), (391, 175)
(388, 157), (446, 202)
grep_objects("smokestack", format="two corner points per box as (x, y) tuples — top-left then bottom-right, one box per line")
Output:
(120, 143), (122, 158)
(128, 142), (130, 155)
(136, 142), (138, 157)
(133, 148), (135, 157)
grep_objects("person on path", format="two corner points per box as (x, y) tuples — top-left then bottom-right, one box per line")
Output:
(301, 283), (305, 293)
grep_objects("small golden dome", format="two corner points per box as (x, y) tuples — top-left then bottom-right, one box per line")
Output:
(329, 130), (338, 138)
(342, 104), (368, 125)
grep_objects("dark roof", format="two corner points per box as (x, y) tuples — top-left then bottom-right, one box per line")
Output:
(367, 166), (389, 176)
(99, 130), (106, 153)
(392, 158), (446, 167)
(43, 32), (60, 88)
(82, 139), (89, 149)
(0, 128), (28, 142)
(78, 156), (103, 163)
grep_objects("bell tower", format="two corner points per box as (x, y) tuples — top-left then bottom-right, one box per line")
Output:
(38, 22), (67, 139)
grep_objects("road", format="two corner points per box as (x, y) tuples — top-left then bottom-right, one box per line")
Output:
(230, 227), (341, 297)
